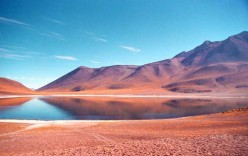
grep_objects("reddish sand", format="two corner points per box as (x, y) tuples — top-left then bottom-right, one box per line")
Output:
(0, 107), (247, 155)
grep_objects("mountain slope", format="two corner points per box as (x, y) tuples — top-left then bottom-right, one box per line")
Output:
(38, 31), (248, 93)
(0, 77), (34, 94)
(179, 31), (248, 66)
(38, 65), (138, 91)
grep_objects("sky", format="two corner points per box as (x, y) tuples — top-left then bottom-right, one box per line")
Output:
(0, 0), (248, 89)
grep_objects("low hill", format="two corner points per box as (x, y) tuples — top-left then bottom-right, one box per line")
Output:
(0, 77), (34, 95)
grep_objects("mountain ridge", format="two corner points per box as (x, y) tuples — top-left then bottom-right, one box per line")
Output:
(37, 31), (248, 93)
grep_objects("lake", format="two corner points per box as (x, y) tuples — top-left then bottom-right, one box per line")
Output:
(0, 96), (247, 120)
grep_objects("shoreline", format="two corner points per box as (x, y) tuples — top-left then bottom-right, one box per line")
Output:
(0, 116), (190, 124)
(0, 119), (127, 124)
(1, 93), (248, 99)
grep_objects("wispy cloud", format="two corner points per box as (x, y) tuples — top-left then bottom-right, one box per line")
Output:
(0, 44), (29, 50)
(0, 47), (32, 60)
(0, 45), (44, 59)
(40, 31), (65, 40)
(0, 53), (31, 60)
(121, 45), (141, 53)
(42, 17), (64, 25)
(0, 16), (65, 41)
(94, 37), (108, 42)
(84, 30), (108, 43)
(0, 47), (11, 52)
(13, 76), (54, 81)
(0, 16), (31, 27)
(54, 55), (77, 61)
(21, 50), (44, 55)
(84, 31), (95, 36)
(90, 60), (101, 64)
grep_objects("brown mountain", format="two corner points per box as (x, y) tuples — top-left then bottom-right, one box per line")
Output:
(0, 77), (34, 95)
(179, 31), (248, 66)
(38, 31), (248, 93)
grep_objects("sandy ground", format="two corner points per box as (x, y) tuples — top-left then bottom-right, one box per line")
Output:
(0, 107), (247, 155)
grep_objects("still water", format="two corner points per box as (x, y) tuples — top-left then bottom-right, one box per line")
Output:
(0, 96), (247, 120)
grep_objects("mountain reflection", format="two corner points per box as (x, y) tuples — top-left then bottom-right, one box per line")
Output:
(40, 97), (248, 120)
(0, 98), (31, 107)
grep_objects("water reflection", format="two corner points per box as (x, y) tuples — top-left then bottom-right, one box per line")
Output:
(0, 97), (31, 107)
(0, 98), (75, 120)
(41, 97), (248, 120)
(0, 96), (247, 120)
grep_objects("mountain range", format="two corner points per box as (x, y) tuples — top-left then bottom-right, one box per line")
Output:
(36, 31), (248, 94)
(1, 31), (248, 95)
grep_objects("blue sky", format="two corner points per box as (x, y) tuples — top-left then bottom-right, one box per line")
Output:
(0, 0), (248, 89)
